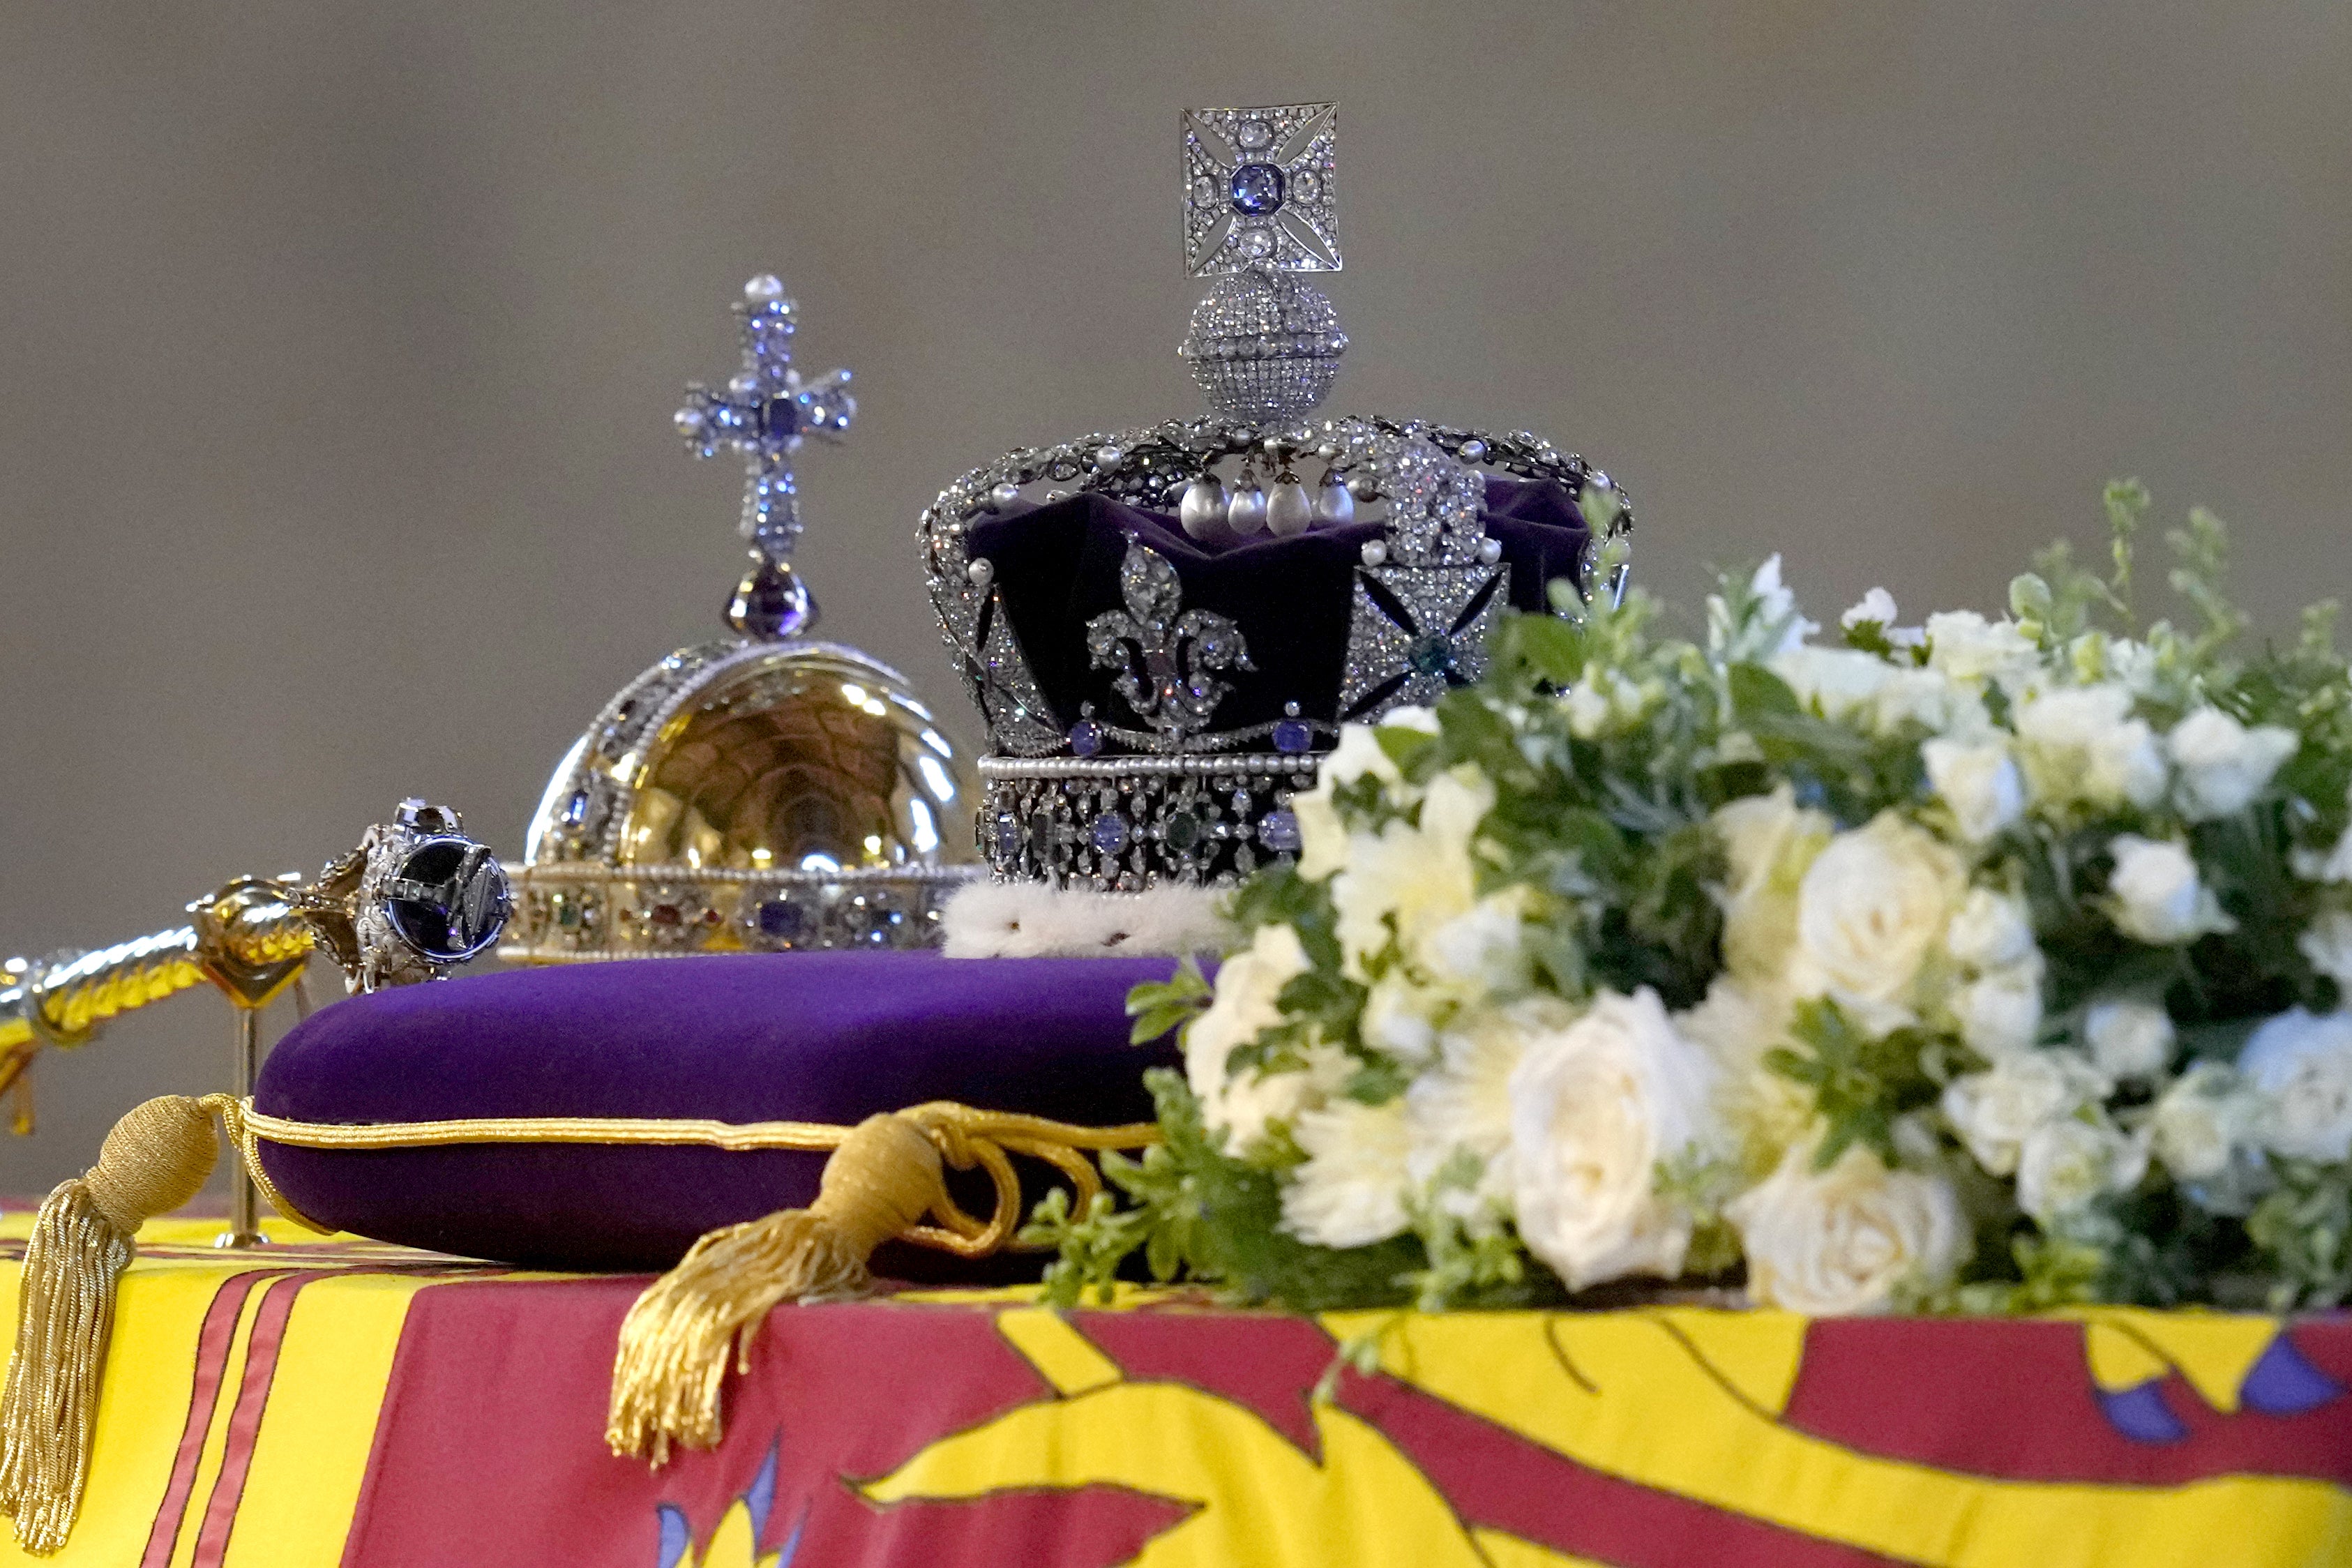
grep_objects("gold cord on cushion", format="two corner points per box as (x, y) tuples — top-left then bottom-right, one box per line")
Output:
(605, 1101), (1158, 1464)
(0, 1094), (329, 1555)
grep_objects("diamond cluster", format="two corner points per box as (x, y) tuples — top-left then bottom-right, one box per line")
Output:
(981, 755), (1317, 890)
(1182, 103), (1340, 276)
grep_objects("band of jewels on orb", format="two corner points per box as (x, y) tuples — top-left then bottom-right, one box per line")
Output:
(979, 753), (1320, 890)
(499, 861), (985, 963)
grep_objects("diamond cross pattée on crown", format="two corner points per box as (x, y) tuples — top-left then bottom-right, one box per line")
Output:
(1085, 536), (1255, 751)
(674, 276), (857, 564)
(1183, 103), (1340, 276)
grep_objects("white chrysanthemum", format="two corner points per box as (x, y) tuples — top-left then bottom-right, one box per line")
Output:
(1677, 977), (1810, 1179)
(1509, 988), (1717, 1290)
(2168, 707), (2298, 822)
(2083, 999), (2176, 1080)
(1728, 1143), (1965, 1315)
(2238, 1008), (2352, 1163)
(1790, 811), (1965, 1009)
(1712, 786), (1832, 990)
(1940, 1049), (2109, 1176)
(1403, 1000), (1567, 1203)
(2149, 1062), (2259, 1182)
(2016, 1115), (2148, 1221)
(1185, 922), (1310, 1151)
(2297, 910), (2352, 986)
(1329, 765), (1492, 977)
(1281, 1096), (1412, 1249)
(2013, 684), (2167, 812)
(2106, 835), (2234, 945)
(1922, 737), (2025, 843)
(1924, 610), (2039, 689)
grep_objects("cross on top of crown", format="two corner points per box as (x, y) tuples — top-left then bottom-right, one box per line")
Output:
(672, 274), (857, 561)
(1182, 103), (1341, 277)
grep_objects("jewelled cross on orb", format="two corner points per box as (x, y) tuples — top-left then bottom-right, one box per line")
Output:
(1182, 103), (1341, 276)
(673, 275), (856, 638)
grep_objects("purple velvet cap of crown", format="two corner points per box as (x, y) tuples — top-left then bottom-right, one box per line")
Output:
(253, 951), (1179, 1272)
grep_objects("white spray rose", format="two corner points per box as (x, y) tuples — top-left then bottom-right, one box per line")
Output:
(2150, 1062), (2259, 1182)
(1940, 1049), (2109, 1176)
(2297, 910), (2352, 986)
(1708, 555), (1818, 662)
(2106, 835), (2233, 945)
(1213, 1044), (1356, 1156)
(1791, 812), (1964, 1008)
(2083, 1000), (2176, 1080)
(1359, 973), (1442, 1064)
(1924, 610), (2039, 689)
(1294, 711), (1439, 882)
(1841, 587), (1900, 631)
(2016, 1115), (2148, 1221)
(1421, 887), (1532, 990)
(1945, 887), (2037, 970)
(2014, 684), (2168, 811)
(1728, 1143), (1965, 1314)
(2238, 1008), (2352, 1163)
(1951, 963), (2046, 1057)
(2167, 707), (2298, 822)
(1281, 1096), (1412, 1249)
(1771, 645), (1894, 724)
(1922, 737), (2026, 843)
(1509, 988), (1717, 1290)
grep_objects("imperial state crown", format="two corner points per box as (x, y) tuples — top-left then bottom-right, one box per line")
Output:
(921, 103), (1634, 893)
(501, 276), (983, 962)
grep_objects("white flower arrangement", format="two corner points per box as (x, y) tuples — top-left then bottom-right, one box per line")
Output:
(1032, 485), (2352, 1315)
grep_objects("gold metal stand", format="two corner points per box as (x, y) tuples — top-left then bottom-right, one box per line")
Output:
(190, 877), (312, 1250)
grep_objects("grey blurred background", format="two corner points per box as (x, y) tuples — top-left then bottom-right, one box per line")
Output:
(4, 3), (2348, 1190)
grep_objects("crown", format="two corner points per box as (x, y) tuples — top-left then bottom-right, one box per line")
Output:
(502, 276), (981, 962)
(921, 104), (1634, 892)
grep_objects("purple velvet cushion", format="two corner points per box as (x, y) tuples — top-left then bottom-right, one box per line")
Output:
(253, 951), (1177, 1272)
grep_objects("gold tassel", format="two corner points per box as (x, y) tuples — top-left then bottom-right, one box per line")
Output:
(0, 1094), (225, 1555)
(606, 1112), (945, 1463)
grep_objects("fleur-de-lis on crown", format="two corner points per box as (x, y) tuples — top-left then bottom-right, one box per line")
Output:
(1085, 537), (1253, 751)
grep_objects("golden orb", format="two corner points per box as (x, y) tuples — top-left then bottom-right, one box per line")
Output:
(504, 638), (980, 962)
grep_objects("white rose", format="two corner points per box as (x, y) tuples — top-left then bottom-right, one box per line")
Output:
(1945, 887), (2036, 970)
(2168, 707), (2298, 822)
(2239, 1008), (2352, 1163)
(1791, 812), (1964, 1007)
(2014, 684), (2168, 811)
(2297, 910), (2352, 985)
(1281, 1096), (1412, 1249)
(1940, 1049), (2108, 1175)
(1951, 962), (2045, 1057)
(1728, 1143), (1965, 1314)
(1509, 988), (1717, 1290)
(2150, 1062), (2257, 1182)
(1214, 1043), (1356, 1156)
(2106, 835), (2233, 945)
(1711, 785), (1832, 988)
(1922, 738), (2025, 843)
(1924, 610), (2039, 688)
(2083, 1000), (2176, 1079)
(1841, 587), (1899, 631)
(2017, 1115), (2148, 1221)
(1420, 888), (1531, 990)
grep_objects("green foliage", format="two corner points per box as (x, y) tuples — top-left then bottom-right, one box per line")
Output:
(2248, 1161), (2352, 1310)
(1126, 955), (1212, 1045)
(1765, 999), (1943, 1170)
